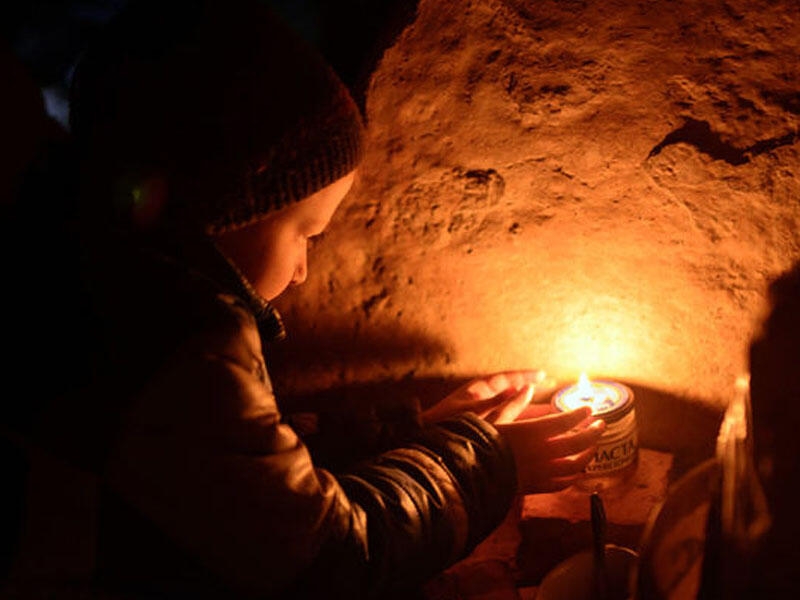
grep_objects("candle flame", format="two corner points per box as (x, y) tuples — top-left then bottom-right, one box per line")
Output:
(576, 372), (593, 398)
(553, 373), (627, 415)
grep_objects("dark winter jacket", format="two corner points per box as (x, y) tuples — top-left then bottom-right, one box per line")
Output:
(8, 228), (517, 599)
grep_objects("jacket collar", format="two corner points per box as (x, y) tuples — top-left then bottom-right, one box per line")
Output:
(98, 226), (288, 343)
(207, 238), (287, 342)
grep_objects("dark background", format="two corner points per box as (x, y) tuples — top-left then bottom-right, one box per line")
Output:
(2, 0), (420, 128)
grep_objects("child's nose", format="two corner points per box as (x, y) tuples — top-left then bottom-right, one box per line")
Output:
(292, 255), (308, 285)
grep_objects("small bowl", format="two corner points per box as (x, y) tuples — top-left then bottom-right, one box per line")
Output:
(536, 544), (639, 600)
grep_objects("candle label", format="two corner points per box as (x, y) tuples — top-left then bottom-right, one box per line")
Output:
(586, 411), (639, 474)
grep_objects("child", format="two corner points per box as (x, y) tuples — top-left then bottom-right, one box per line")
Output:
(13, 1), (604, 597)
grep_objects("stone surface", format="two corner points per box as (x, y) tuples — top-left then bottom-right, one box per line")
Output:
(270, 0), (800, 450)
(521, 448), (673, 525)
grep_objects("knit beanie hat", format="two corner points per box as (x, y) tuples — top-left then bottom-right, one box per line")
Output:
(69, 0), (364, 234)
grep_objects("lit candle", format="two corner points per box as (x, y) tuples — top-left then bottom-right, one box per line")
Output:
(552, 373), (639, 489)
(552, 373), (630, 417)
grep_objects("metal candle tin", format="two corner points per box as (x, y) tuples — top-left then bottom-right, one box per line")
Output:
(552, 378), (638, 486)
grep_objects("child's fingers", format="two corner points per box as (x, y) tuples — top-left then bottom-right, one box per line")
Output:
(470, 370), (545, 400)
(479, 388), (523, 420)
(517, 406), (593, 437)
(546, 419), (606, 457)
(474, 389), (518, 418)
(490, 369), (545, 390)
(465, 379), (496, 400)
(490, 384), (535, 424)
(545, 445), (597, 478)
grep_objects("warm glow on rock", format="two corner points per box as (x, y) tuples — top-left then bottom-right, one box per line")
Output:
(272, 0), (800, 427)
(545, 294), (646, 383)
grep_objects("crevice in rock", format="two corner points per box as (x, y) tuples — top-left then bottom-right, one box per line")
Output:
(647, 117), (799, 165)
(362, 287), (389, 318)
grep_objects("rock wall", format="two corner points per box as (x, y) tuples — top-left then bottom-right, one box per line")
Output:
(270, 0), (800, 435)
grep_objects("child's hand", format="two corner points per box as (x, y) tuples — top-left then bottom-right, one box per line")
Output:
(421, 370), (546, 425)
(495, 406), (606, 494)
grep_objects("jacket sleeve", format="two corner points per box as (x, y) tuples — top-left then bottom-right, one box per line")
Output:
(104, 300), (517, 599)
(321, 415), (517, 598)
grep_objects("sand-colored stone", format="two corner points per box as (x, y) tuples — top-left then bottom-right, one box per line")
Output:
(521, 448), (673, 526)
(270, 0), (800, 450)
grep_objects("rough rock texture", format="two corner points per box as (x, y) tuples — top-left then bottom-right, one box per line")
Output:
(270, 0), (800, 449)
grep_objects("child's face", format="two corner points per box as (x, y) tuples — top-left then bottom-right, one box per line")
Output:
(213, 170), (355, 300)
